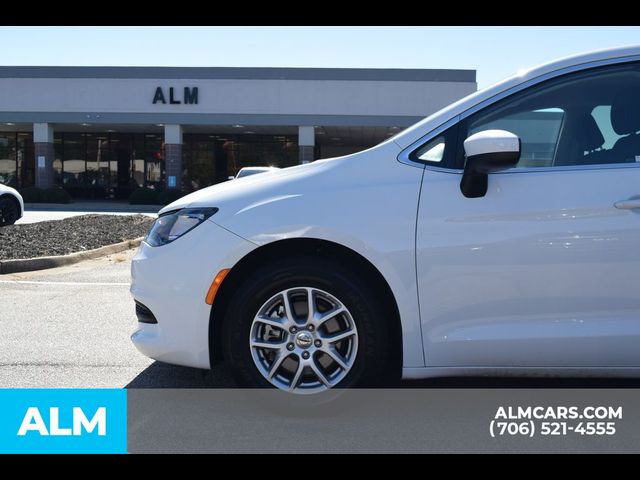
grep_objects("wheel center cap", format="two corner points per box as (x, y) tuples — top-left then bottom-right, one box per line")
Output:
(295, 332), (313, 349)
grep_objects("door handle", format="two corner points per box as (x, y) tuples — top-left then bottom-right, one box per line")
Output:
(614, 199), (640, 210)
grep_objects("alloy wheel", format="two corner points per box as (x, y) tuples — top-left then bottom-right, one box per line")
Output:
(249, 287), (358, 394)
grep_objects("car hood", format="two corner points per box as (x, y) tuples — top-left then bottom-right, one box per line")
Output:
(160, 156), (340, 217)
(159, 140), (404, 229)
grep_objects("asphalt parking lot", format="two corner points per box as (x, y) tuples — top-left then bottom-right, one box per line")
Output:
(0, 249), (233, 388)
(2, 249), (640, 389)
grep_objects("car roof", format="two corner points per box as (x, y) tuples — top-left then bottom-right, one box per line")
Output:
(392, 45), (640, 149)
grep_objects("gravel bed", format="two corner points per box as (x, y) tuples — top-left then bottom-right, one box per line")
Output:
(0, 214), (154, 260)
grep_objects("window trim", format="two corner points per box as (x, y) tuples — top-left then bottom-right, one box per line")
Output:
(493, 161), (640, 175)
(397, 53), (640, 173)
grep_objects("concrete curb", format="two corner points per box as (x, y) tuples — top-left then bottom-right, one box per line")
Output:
(25, 203), (161, 214)
(0, 237), (144, 275)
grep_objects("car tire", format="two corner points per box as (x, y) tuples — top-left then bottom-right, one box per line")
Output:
(221, 255), (393, 393)
(0, 196), (19, 227)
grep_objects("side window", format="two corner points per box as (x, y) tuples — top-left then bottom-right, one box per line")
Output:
(414, 136), (445, 163)
(468, 108), (565, 168)
(409, 124), (459, 167)
(459, 62), (640, 169)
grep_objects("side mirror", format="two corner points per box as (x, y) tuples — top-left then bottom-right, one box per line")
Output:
(460, 129), (521, 198)
(227, 176), (235, 181)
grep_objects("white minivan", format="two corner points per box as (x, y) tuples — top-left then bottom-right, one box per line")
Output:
(132, 46), (640, 393)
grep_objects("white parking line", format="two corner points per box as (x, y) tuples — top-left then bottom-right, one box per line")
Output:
(0, 280), (129, 286)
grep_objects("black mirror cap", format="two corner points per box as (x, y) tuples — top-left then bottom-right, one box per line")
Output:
(460, 171), (489, 198)
(460, 150), (520, 198)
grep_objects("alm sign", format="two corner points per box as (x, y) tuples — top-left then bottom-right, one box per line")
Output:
(153, 86), (199, 105)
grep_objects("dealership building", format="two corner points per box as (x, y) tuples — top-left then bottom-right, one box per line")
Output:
(0, 66), (476, 199)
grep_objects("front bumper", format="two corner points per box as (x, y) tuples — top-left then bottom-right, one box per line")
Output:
(130, 219), (256, 369)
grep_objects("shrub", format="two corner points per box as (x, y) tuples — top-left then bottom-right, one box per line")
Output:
(42, 187), (72, 204)
(129, 188), (160, 205)
(157, 188), (185, 206)
(19, 187), (43, 203)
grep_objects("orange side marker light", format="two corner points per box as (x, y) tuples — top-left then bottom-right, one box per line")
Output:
(205, 269), (231, 305)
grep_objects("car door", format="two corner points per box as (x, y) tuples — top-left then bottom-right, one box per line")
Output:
(415, 61), (640, 368)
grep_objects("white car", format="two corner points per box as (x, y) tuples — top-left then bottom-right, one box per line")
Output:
(132, 46), (640, 393)
(0, 184), (24, 227)
(230, 166), (281, 180)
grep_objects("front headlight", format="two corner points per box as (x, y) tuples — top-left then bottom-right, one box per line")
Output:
(145, 208), (218, 247)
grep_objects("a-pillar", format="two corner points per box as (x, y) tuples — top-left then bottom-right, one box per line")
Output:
(33, 123), (54, 188)
(164, 124), (183, 190)
(298, 126), (315, 164)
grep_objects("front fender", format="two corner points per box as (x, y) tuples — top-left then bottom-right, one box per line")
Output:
(212, 153), (426, 368)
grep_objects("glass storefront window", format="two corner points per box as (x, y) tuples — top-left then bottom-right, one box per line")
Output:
(61, 133), (85, 196)
(17, 133), (34, 189)
(109, 134), (134, 199)
(135, 134), (163, 189)
(132, 135), (145, 189)
(0, 132), (34, 188)
(54, 136), (63, 186)
(1, 128), (304, 197)
(221, 139), (236, 179)
(85, 133), (111, 198)
(183, 133), (298, 190)
(52, 132), (167, 198)
(0, 133), (17, 187)
(226, 134), (298, 172)
(183, 135), (216, 192)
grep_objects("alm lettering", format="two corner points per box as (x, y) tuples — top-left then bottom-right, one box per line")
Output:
(17, 407), (106, 436)
(153, 86), (199, 105)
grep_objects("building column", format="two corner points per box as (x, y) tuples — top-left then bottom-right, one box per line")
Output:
(298, 126), (315, 164)
(164, 124), (183, 190)
(33, 123), (54, 189)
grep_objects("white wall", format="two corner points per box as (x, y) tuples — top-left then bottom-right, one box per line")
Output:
(0, 78), (476, 118)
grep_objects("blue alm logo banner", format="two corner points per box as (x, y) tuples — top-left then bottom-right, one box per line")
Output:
(0, 389), (127, 454)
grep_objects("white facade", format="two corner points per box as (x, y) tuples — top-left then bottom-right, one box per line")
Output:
(0, 77), (474, 118)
